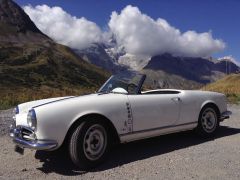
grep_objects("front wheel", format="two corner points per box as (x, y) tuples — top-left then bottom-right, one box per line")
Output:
(69, 121), (109, 170)
(195, 106), (219, 137)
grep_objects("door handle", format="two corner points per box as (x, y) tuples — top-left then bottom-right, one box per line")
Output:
(171, 97), (181, 102)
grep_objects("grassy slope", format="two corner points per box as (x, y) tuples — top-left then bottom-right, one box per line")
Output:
(0, 42), (109, 109)
(0, 0), (110, 109)
(202, 73), (240, 103)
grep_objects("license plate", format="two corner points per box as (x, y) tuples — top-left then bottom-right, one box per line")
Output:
(15, 145), (24, 155)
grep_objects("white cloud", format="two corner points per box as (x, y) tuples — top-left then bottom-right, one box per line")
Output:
(109, 5), (225, 57)
(24, 5), (103, 49)
(24, 4), (225, 59)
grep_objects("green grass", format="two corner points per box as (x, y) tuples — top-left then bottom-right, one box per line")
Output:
(0, 16), (110, 110)
(0, 86), (96, 109)
(0, 42), (109, 110)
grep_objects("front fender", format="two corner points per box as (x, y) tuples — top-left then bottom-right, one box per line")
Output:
(200, 100), (217, 109)
(33, 94), (128, 149)
(200, 95), (227, 115)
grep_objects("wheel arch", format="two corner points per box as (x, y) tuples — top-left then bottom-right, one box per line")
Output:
(200, 101), (221, 119)
(62, 113), (120, 148)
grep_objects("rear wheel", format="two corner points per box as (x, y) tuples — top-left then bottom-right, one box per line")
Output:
(195, 106), (219, 137)
(69, 120), (109, 170)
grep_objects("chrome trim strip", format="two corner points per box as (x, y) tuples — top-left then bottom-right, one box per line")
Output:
(119, 121), (197, 136)
(13, 137), (57, 150)
(32, 96), (75, 109)
(120, 122), (197, 143)
(97, 75), (113, 93)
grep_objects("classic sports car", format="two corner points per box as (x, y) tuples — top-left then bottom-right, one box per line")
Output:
(10, 73), (231, 169)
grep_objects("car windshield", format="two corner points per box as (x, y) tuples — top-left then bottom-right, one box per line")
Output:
(98, 72), (146, 94)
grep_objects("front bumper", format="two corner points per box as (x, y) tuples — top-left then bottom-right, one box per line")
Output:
(220, 111), (232, 121)
(9, 125), (57, 150)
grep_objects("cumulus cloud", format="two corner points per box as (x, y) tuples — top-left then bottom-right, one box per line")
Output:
(109, 5), (225, 57)
(24, 4), (225, 58)
(24, 5), (103, 49)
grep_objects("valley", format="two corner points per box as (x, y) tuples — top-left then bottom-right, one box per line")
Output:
(0, 0), (239, 109)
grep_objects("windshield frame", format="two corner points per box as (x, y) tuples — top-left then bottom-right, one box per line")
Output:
(97, 73), (146, 95)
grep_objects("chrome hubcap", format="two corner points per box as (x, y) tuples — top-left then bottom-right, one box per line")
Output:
(201, 108), (217, 133)
(83, 124), (107, 161)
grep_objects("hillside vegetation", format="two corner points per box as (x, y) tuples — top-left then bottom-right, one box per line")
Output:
(203, 74), (240, 103)
(0, 42), (109, 109)
(0, 0), (109, 109)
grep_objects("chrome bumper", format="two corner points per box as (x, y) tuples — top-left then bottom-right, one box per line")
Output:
(9, 125), (57, 150)
(220, 111), (232, 121)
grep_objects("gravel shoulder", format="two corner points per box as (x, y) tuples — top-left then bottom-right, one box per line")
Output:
(0, 105), (240, 180)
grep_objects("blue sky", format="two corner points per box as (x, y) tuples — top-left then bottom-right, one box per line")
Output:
(16, 0), (240, 63)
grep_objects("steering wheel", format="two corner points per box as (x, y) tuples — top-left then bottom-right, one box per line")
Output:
(127, 83), (138, 94)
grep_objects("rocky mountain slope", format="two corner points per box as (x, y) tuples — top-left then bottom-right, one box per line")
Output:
(75, 43), (126, 73)
(0, 0), (109, 109)
(144, 53), (240, 83)
(0, 0), (48, 42)
(78, 43), (240, 89)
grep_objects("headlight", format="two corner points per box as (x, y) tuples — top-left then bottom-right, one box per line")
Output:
(27, 109), (37, 130)
(13, 106), (19, 114)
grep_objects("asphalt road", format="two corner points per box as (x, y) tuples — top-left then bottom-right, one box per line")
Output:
(0, 105), (239, 180)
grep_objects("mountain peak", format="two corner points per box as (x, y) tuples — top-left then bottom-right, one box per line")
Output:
(0, 0), (46, 37)
(218, 55), (240, 67)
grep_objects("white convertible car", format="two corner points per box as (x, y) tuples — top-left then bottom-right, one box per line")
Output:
(10, 73), (231, 169)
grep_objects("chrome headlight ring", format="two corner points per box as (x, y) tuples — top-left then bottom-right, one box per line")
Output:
(27, 109), (37, 130)
(13, 106), (19, 115)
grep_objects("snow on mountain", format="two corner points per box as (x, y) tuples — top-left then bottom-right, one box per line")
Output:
(218, 55), (240, 67)
(75, 43), (128, 73)
(118, 54), (150, 71)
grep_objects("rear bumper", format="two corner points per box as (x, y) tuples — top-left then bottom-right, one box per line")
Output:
(220, 111), (232, 121)
(9, 125), (57, 150)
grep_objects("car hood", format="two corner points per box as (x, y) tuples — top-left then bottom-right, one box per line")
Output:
(15, 93), (103, 126)
(17, 96), (75, 114)
(16, 92), (117, 114)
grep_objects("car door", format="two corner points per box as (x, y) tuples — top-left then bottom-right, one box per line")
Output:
(128, 94), (181, 132)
